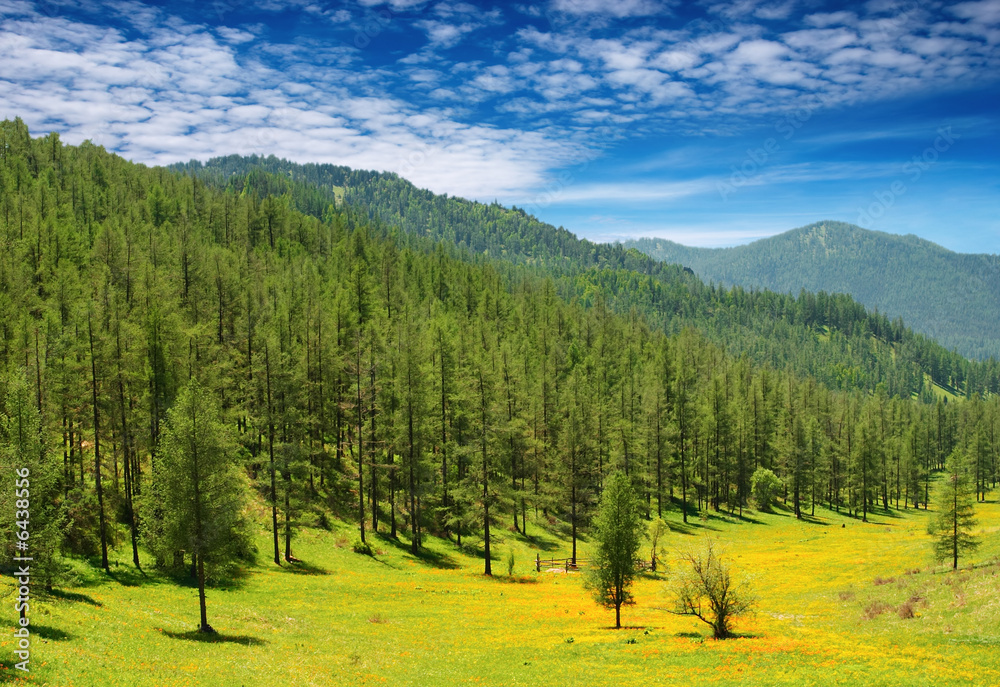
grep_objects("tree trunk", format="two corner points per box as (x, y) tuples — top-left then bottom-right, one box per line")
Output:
(197, 554), (213, 633)
(88, 312), (109, 572)
(265, 344), (280, 565)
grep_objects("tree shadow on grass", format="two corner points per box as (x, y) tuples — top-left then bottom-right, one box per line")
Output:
(727, 512), (765, 525)
(666, 520), (701, 536)
(377, 533), (461, 570)
(162, 630), (267, 646)
(276, 559), (330, 576)
(107, 567), (149, 587)
(44, 588), (102, 607)
(797, 513), (832, 526)
(0, 657), (31, 683)
(487, 574), (539, 585)
(514, 532), (561, 553)
(667, 517), (721, 535)
(31, 625), (73, 641)
(674, 630), (761, 640)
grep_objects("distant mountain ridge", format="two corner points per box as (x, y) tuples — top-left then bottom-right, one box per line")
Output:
(626, 222), (1000, 361)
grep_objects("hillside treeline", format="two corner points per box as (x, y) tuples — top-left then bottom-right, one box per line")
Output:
(175, 156), (1000, 398)
(1, 119), (997, 581)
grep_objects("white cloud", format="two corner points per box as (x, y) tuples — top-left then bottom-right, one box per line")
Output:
(549, 0), (671, 18)
(216, 26), (255, 44)
(951, 0), (1000, 24)
(0, 5), (583, 200)
(2, 0), (998, 209)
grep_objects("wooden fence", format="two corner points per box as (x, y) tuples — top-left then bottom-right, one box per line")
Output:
(535, 554), (656, 572)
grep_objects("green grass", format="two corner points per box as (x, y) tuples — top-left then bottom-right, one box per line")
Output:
(330, 185), (345, 205)
(2, 497), (999, 686)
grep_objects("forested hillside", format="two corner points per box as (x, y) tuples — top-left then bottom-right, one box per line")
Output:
(627, 223), (1000, 361)
(2, 118), (999, 588)
(173, 156), (1000, 399)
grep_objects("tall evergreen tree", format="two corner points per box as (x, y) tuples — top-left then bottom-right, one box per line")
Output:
(586, 471), (642, 629)
(929, 450), (980, 570)
(148, 380), (255, 633)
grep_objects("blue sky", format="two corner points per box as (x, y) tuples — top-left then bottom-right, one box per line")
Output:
(1, 0), (998, 253)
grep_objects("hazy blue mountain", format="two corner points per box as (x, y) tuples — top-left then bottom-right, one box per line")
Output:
(626, 222), (1000, 360)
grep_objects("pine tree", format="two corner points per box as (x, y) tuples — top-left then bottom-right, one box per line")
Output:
(1, 367), (64, 592)
(929, 451), (980, 570)
(148, 380), (255, 632)
(585, 471), (642, 629)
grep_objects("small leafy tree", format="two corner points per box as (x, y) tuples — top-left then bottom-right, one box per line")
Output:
(648, 518), (669, 572)
(585, 472), (642, 629)
(928, 451), (979, 570)
(670, 540), (755, 639)
(148, 380), (255, 633)
(751, 468), (782, 512)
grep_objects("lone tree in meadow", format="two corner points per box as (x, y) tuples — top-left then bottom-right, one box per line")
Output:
(149, 380), (255, 633)
(751, 468), (782, 512)
(670, 540), (755, 639)
(586, 472), (643, 629)
(929, 451), (980, 570)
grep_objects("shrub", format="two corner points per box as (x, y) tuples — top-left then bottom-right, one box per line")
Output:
(669, 540), (755, 639)
(353, 539), (374, 556)
(862, 600), (890, 620)
(506, 549), (515, 577)
(751, 468), (783, 512)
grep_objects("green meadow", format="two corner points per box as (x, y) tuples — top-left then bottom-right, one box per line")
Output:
(3, 498), (998, 687)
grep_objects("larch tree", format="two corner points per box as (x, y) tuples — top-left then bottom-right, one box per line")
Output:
(148, 380), (255, 633)
(1, 367), (64, 591)
(929, 450), (980, 570)
(586, 471), (643, 629)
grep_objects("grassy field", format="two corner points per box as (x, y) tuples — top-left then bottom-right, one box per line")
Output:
(2, 497), (999, 686)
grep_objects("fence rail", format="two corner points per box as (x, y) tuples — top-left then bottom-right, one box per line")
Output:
(534, 554), (656, 572)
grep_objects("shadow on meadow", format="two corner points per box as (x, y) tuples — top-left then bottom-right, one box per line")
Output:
(674, 630), (760, 640)
(487, 574), (539, 585)
(31, 625), (74, 641)
(43, 588), (103, 607)
(0, 657), (35, 683)
(106, 566), (150, 587)
(666, 517), (722, 535)
(725, 512), (765, 525)
(796, 513), (832, 526)
(276, 558), (330, 576)
(512, 530), (563, 552)
(162, 630), (268, 646)
(377, 533), (462, 570)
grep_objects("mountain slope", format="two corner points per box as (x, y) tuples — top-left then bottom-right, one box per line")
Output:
(173, 156), (1000, 397)
(626, 222), (1000, 360)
